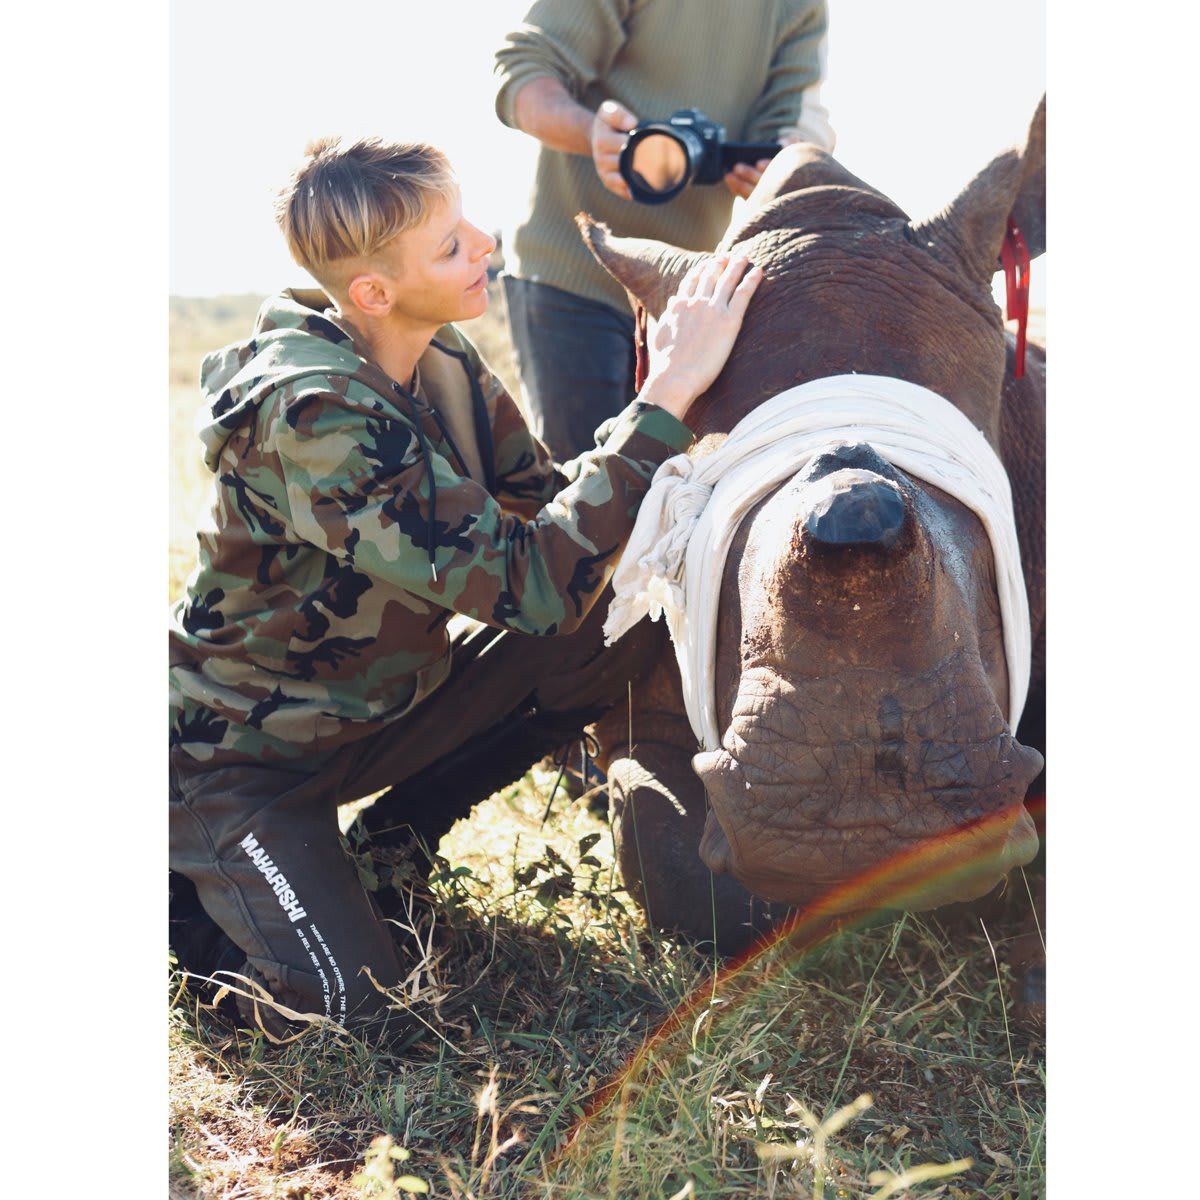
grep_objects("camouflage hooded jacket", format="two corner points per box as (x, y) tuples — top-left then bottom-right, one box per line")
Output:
(169, 290), (694, 766)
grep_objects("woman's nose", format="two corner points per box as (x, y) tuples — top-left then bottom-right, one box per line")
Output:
(474, 227), (497, 260)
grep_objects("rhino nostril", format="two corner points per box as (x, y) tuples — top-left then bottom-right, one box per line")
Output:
(699, 810), (735, 875)
(802, 471), (908, 550)
(1015, 742), (1045, 789)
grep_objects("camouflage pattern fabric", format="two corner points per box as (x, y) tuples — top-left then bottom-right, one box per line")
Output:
(169, 290), (693, 766)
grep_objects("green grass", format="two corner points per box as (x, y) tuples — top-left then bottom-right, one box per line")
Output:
(168, 290), (1046, 1199)
(170, 771), (1045, 1199)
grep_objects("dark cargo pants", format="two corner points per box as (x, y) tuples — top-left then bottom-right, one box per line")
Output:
(501, 275), (637, 461)
(169, 606), (662, 1034)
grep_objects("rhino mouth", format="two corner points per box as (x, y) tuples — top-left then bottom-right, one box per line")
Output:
(691, 664), (1043, 912)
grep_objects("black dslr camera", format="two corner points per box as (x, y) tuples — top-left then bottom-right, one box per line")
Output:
(617, 108), (782, 205)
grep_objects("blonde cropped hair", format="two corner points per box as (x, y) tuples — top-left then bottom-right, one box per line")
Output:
(275, 136), (457, 284)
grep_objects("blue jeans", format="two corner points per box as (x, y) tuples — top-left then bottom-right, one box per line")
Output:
(502, 275), (637, 460)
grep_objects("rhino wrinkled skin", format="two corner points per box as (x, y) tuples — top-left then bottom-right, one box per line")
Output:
(582, 99), (1047, 948)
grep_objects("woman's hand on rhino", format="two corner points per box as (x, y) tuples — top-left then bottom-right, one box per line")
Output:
(591, 100), (638, 200)
(639, 255), (764, 420)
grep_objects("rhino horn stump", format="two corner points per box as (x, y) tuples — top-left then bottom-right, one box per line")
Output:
(781, 467), (927, 626)
(802, 472), (908, 551)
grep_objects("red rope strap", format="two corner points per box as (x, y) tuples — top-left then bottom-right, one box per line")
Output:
(634, 303), (650, 392)
(1000, 218), (1031, 379)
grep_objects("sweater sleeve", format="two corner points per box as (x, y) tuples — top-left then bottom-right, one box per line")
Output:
(274, 392), (692, 637)
(494, 0), (635, 128)
(742, 0), (835, 151)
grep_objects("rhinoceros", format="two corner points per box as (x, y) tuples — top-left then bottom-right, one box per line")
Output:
(365, 99), (1046, 960)
(566, 98), (1048, 951)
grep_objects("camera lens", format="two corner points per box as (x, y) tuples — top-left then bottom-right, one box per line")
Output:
(629, 133), (689, 193)
(619, 125), (698, 205)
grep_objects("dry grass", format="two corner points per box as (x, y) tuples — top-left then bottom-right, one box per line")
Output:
(170, 770), (1045, 1198)
(168, 289), (1046, 1198)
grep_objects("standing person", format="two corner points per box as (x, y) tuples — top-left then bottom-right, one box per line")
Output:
(494, 0), (834, 459)
(169, 135), (762, 1036)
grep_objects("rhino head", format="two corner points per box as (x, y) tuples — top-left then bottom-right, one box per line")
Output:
(581, 98), (1047, 914)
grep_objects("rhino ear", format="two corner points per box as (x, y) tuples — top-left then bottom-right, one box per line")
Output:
(909, 94), (1046, 283)
(576, 213), (710, 319)
(1009, 94), (1046, 258)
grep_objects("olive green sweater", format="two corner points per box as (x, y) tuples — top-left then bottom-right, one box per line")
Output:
(494, 0), (833, 312)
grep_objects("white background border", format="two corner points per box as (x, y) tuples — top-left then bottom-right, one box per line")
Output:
(3, 0), (1195, 1189)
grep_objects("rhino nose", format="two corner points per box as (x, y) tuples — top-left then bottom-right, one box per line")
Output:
(800, 469), (908, 550)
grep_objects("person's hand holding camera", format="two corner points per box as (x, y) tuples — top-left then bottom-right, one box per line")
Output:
(591, 100), (639, 201)
(638, 254), (764, 422)
(723, 159), (772, 199)
(722, 128), (810, 199)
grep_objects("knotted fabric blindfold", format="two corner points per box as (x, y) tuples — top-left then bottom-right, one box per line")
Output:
(603, 375), (1031, 751)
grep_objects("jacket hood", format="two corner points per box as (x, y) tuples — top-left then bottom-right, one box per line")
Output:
(194, 288), (491, 582)
(197, 289), (382, 472)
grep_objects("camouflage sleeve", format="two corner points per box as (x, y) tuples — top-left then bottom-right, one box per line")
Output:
(273, 393), (693, 636)
(488, 376), (568, 515)
(469, 335), (633, 514)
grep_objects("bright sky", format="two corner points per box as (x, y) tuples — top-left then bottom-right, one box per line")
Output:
(170, 0), (1045, 300)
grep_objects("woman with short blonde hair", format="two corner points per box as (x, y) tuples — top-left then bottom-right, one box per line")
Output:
(169, 133), (761, 1037)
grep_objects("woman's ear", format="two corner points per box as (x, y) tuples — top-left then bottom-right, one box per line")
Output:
(346, 272), (393, 319)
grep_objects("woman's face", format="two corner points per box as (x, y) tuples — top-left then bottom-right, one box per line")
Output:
(382, 187), (496, 326)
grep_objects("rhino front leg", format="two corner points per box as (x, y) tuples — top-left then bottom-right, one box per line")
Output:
(593, 658), (784, 956)
(607, 743), (784, 955)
